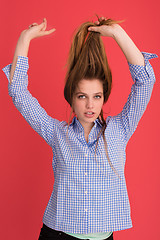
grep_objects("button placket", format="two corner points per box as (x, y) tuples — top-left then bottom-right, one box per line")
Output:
(84, 147), (89, 216)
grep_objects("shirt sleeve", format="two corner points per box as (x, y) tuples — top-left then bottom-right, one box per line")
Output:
(2, 56), (59, 148)
(115, 52), (158, 145)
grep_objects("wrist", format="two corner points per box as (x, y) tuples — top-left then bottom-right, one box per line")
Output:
(112, 24), (125, 40)
(15, 33), (30, 57)
(19, 30), (31, 45)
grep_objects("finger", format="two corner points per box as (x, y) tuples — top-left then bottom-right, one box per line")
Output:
(42, 18), (47, 31)
(99, 16), (106, 21)
(94, 20), (100, 25)
(29, 23), (38, 28)
(39, 18), (47, 31)
(31, 23), (38, 26)
(41, 28), (56, 36)
(45, 28), (56, 35)
(88, 26), (100, 32)
(99, 17), (104, 21)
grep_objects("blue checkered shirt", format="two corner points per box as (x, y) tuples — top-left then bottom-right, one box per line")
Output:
(2, 52), (157, 236)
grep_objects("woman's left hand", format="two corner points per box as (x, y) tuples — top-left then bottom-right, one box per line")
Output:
(88, 17), (144, 66)
(88, 16), (122, 38)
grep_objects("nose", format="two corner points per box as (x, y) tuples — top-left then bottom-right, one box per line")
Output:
(86, 98), (94, 109)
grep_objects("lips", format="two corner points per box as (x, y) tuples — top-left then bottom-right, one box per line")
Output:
(84, 112), (95, 118)
(85, 112), (94, 114)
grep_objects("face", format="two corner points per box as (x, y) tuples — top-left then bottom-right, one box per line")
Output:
(72, 78), (104, 130)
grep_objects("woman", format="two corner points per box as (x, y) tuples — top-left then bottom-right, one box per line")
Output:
(2, 16), (157, 240)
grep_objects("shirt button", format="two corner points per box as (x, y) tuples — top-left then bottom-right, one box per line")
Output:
(84, 191), (87, 194)
(59, 232), (62, 235)
(84, 172), (87, 176)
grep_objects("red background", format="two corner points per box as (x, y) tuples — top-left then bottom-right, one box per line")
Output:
(0, 0), (159, 239)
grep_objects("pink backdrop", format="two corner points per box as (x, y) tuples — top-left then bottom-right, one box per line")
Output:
(0, 0), (159, 239)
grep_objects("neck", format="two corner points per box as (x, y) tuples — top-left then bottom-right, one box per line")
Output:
(76, 116), (95, 135)
(82, 122), (95, 136)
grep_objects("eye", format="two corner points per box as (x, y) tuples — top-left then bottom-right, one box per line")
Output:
(78, 95), (86, 99)
(94, 95), (101, 99)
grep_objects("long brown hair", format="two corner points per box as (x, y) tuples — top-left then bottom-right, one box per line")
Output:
(64, 15), (122, 179)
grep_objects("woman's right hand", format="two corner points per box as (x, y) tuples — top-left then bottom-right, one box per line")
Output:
(20, 18), (56, 42)
(9, 18), (56, 84)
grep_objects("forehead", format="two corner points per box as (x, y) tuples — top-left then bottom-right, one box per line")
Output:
(75, 79), (103, 92)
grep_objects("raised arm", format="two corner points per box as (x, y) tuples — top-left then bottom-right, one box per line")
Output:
(88, 17), (157, 144)
(2, 19), (59, 148)
(10, 18), (56, 84)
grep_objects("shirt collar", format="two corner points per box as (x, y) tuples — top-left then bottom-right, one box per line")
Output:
(69, 116), (102, 132)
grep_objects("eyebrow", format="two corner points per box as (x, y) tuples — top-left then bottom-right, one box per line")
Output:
(75, 92), (103, 95)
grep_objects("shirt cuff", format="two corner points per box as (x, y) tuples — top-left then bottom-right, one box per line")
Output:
(128, 52), (158, 84)
(2, 56), (29, 96)
(2, 55), (29, 83)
